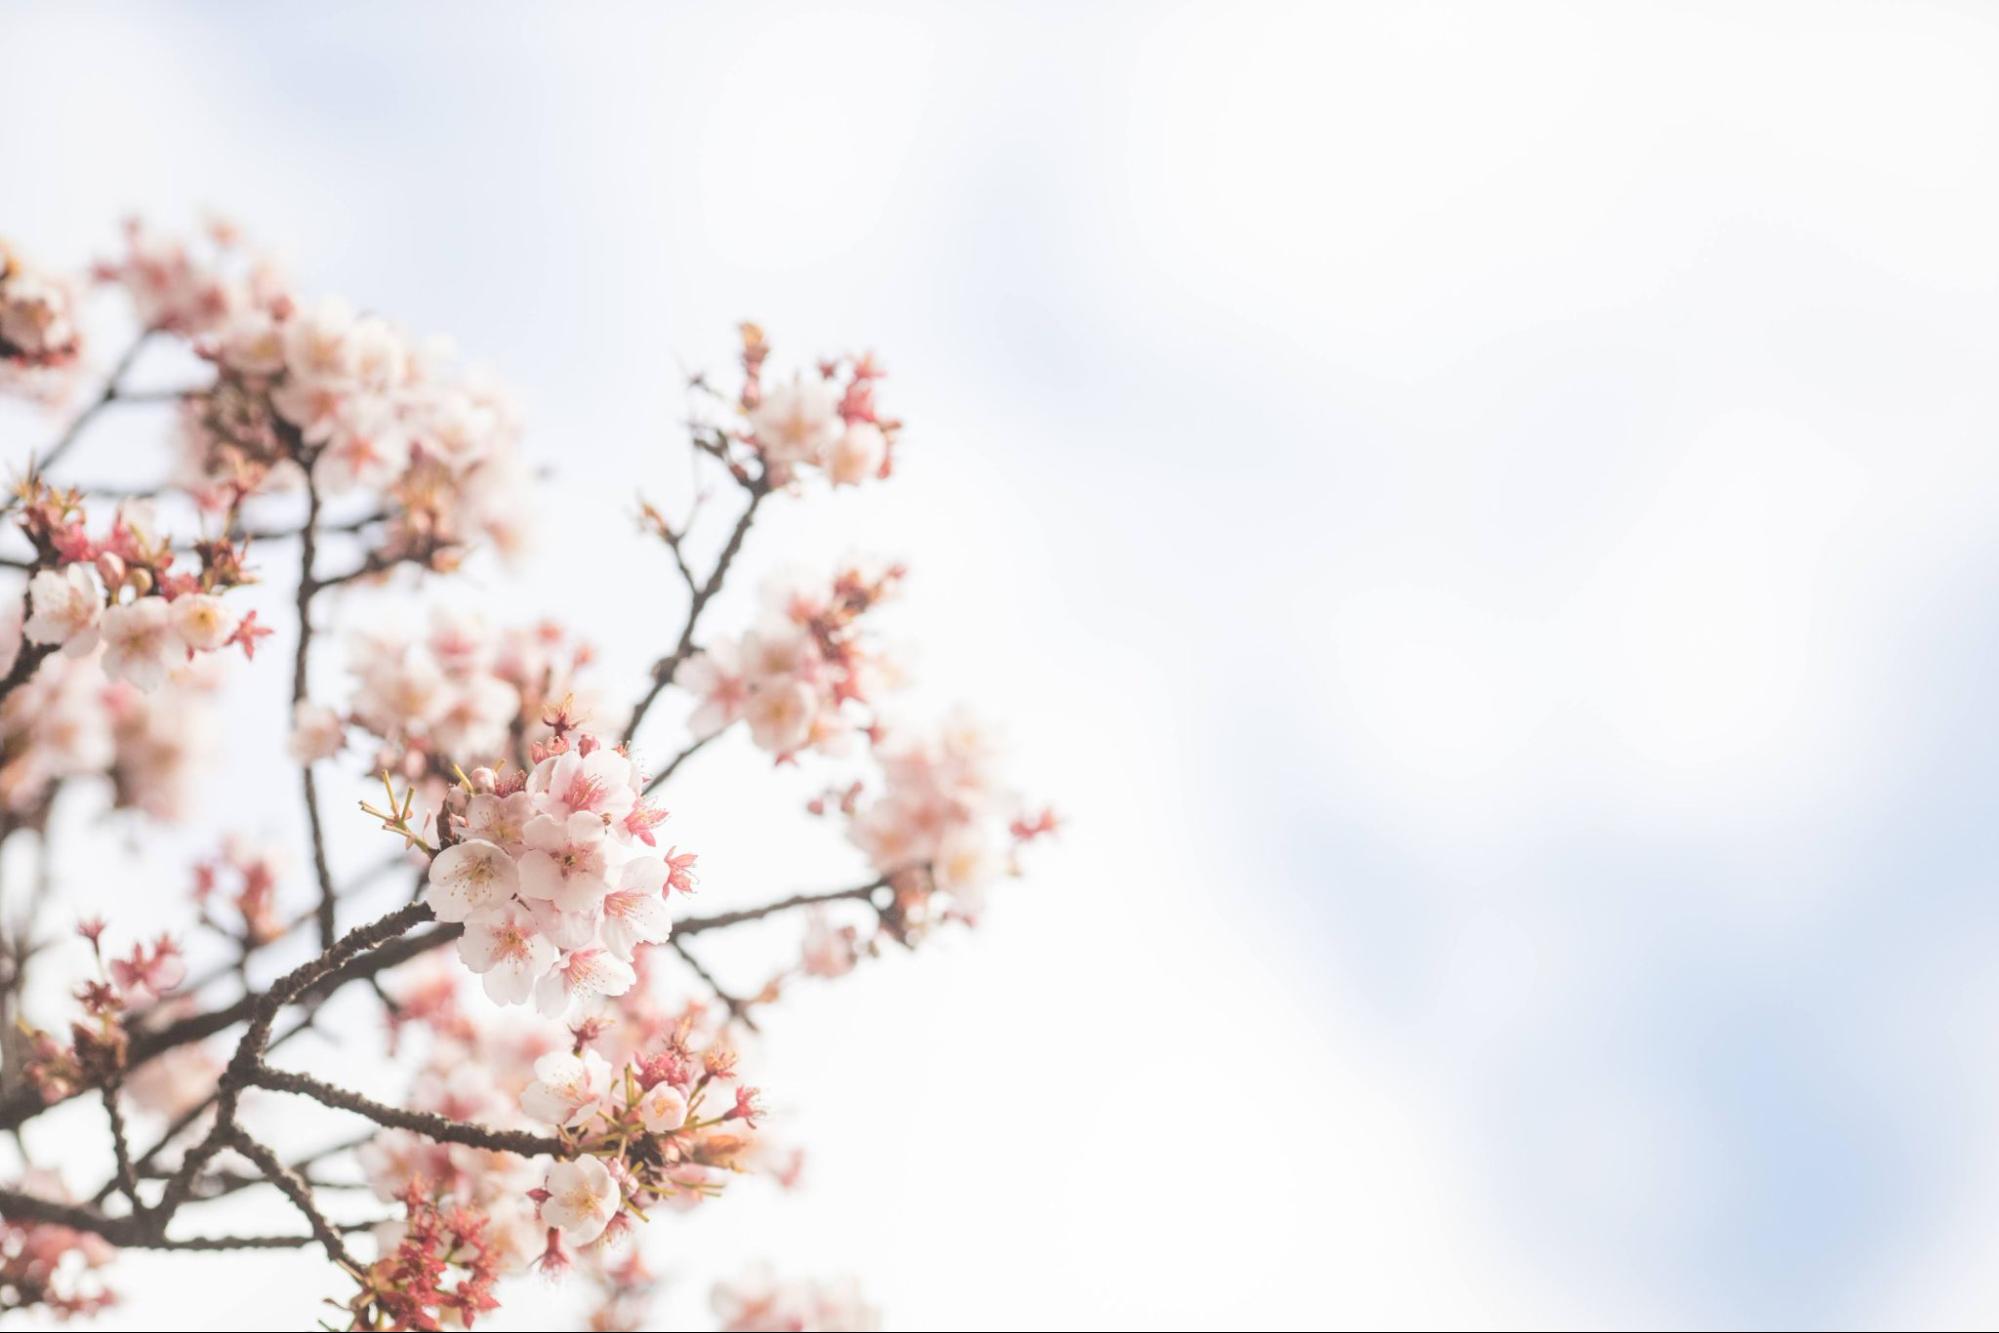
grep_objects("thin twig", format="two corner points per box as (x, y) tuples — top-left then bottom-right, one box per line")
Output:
(668, 936), (762, 1033)
(16, 331), (157, 491)
(675, 877), (886, 937)
(621, 470), (770, 746)
(643, 731), (718, 795)
(292, 455), (339, 951)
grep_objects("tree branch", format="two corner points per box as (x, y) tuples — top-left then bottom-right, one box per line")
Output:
(621, 470), (770, 746)
(675, 877), (887, 937)
(248, 1064), (569, 1159)
(643, 730), (717, 795)
(18, 331), (157, 489)
(225, 1128), (364, 1275)
(291, 454), (339, 951)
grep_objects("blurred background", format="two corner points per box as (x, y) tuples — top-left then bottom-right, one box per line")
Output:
(6, 1), (1999, 1328)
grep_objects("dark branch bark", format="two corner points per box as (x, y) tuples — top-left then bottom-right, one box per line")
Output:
(249, 1064), (570, 1159)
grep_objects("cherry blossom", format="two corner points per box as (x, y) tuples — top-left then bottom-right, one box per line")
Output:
(749, 371), (844, 473)
(286, 700), (345, 763)
(683, 559), (905, 760)
(167, 592), (238, 654)
(23, 564), (103, 656)
(520, 1049), (614, 1128)
(0, 1172), (115, 1319)
(422, 838), (521, 923)
(827, 421), (887, 486)
(0, 241), (83, 381)
(636, 1081), (688, 1134)
(539, 1155), (620, 1244)
(600, 859), (674, 961)
(99, 599), (180, 690)
(534, 946), (637, 1019)
(458, 901), (558, 1005)
(517, 812), (613, 913)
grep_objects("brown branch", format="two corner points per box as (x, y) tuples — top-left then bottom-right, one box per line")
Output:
(101, 1082), (140, 1203)
(675, 877), (887, 937)
(315, 548), (413, 589)
(248, 1064), (570, 1159)
(94, 1009), (324, 1209)
(149, 1226), (382, 1252)
(621, 470), (770, 746)
(0, 1184), (146, 1241)
(0, 1182), (377, 1252)
(291, 455), (339, 951)
(18, 331), (157, 490)
(668, 936), (762, 1033)
(4, 878), (871, 1138)
(225, 1128), (364, 1275)
(1, 904), (443, 1130)
(152, 901), (437, 1225)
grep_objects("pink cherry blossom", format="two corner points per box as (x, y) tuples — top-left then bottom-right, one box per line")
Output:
(517, 812), (613, 912)
(539, 1155), (620, 1244)
(286, 701), (344, 764)
(422, 838), (520, 923)
(534, 946), (637, 1018)
(528, 746), (637, 829)
(23, 565), (103, 657)
(520, 1048), (614, 1128)
(457, 901), (558, 1005)
(637, 1082), (688, 1134)
(100, 599), (178, 691)
(168, 592), (238, 654)
(600, 858), (673, 961)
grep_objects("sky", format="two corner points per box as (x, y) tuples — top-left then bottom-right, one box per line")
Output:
(5, 1), (1999, 1329)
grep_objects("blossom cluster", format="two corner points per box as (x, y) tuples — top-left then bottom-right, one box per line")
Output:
(357, 978), (553, 1277)
(191, 833), (289, 947)
(421, 735), (693, 1014)
(14, 488), (258, 686)
(184, 286), (532, 564)
(313, 608), (619, 780)
(60, 217), (534, 570)
(0, 241), (82, 373)
(520, 1019), (763, 1250)
(346, 1181), (506, 1330)
(359, 957), (774, 1328)
(0, 1172), (114, 1320)
(727, 323), (897, 489)
(94, 216), (285, 343)
(681, 559), (905, 758)
(17, 920), (187, 1108)
(0, 487), (252, 820)
(0, 630), (227, 822)
(839, 710), (1056, 940)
